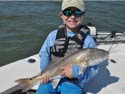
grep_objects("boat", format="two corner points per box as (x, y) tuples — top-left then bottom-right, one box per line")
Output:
(0, 29), (125, 94)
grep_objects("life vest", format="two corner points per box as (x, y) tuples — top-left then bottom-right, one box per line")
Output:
(50, 24), (90, 57)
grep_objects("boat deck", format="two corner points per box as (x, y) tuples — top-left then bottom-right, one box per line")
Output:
(0, 54), (40, 94)
(85, 43), (125, 94)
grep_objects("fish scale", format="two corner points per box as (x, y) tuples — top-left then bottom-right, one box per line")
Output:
(15, 48), (109, 92)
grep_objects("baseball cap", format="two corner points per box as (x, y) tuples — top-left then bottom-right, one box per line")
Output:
(61, 0), (85, 11)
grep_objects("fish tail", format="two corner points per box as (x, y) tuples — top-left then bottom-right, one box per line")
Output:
(15, 78), (34, 92)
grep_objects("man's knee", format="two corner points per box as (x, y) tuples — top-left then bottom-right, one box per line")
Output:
(36, 83), (55, 94)
(58, 82), (83, 94)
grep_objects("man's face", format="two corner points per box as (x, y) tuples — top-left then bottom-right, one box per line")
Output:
(60, 7), (85, 30)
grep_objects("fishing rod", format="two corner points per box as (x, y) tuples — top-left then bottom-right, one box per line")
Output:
(96, 30), (125, 63)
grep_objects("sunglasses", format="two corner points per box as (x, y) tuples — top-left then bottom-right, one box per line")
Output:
(63, 9), (85, 17)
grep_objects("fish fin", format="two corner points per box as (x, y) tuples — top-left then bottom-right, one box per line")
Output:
(51, 75), (62, 89)
(51, 79), (60, 89)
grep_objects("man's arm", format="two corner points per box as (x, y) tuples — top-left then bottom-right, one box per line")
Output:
(39, 30), (57, 72)
(72, 35), (99, 82)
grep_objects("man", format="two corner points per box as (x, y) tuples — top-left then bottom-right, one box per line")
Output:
(36, 0), (98, 94)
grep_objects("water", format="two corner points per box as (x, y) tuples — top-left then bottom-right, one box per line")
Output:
(0, 1), (125, 66)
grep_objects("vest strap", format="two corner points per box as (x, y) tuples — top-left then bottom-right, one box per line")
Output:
(51, 25), (89, 57)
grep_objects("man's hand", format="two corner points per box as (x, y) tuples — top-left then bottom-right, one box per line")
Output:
(60, 64), (73, 79)
(39, 64), (73, 84)
(37, 72), (50, 84)
(40, 76), (50, 84)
